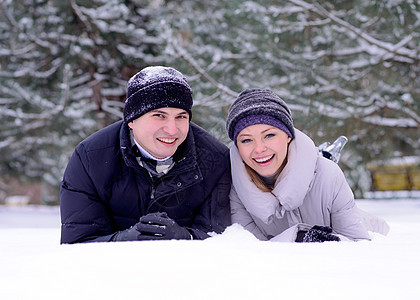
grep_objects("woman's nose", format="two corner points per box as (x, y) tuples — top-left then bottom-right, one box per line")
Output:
(254, 140), (267, 154)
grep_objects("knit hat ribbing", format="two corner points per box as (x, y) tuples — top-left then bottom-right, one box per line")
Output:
(226, 89), (295, 142)
(233, 115), (293, 142)
(123, 66), (193, 123)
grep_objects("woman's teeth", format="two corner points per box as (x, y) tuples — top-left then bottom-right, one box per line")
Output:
(254, 154), (274, 163)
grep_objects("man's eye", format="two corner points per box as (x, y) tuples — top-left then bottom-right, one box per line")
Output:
(153, 114), (164, 118)
(176, 115), (188, 119)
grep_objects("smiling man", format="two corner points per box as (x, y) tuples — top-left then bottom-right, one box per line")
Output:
(60, 66), (231, 243)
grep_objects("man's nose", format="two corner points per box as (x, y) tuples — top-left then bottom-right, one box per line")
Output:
(163, 119), (177, 135)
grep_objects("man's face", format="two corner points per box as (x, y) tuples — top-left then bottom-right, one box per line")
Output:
(128, 107), (190, 159)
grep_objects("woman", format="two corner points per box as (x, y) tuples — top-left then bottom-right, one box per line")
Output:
(226, 89), (389, 242)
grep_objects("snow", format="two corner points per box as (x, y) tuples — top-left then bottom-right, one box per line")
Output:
(1, 200), (420, 300)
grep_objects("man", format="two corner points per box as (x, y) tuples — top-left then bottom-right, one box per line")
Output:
(60, 66), (231, 243)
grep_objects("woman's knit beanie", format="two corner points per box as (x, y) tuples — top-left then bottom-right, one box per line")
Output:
(226, 88), (295, 142)
(123, 66), (193, 123)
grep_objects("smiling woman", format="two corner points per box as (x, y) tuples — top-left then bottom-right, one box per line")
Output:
(236, 124), (290, 179)
(226, 89), (389, 243)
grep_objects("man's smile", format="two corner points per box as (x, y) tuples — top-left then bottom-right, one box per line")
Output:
(157, 137), (177, 145)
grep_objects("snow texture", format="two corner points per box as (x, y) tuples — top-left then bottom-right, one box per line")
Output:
(1, 200), (419, 300)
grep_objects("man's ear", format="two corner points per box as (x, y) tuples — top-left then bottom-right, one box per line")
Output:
(128, 121), (133, 130)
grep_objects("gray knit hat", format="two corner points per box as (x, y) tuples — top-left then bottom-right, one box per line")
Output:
(226, 89), (295, 142)
(123, 66), (193, 123)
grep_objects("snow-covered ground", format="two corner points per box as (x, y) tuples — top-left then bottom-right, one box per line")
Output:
(1, 200), (419, 300)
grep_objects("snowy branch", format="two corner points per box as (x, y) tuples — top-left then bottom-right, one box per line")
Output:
(171, 42), (238, 98)
(362, 116), (418, 128)
(0, 2), (18, 28)
(163, 25), (237, 98)
(288, 0), (419, 62)
(0, 44), (36, 57)
(69, 0), (93, 32)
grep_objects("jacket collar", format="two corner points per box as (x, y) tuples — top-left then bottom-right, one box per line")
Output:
(120, 122), (198, 175)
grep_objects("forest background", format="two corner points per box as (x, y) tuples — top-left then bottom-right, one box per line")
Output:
(0, 0), (419, 203)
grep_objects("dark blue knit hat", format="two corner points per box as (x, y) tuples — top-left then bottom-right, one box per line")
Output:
(233, 115), (293, 142)
(124, 66), (193, 123)
(226, 89), (295, 142)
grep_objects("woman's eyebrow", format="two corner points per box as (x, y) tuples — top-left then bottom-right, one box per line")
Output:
(261, 128), (276, 134)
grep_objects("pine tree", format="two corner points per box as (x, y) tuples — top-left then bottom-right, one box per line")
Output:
(0, 0), (419, 199)
(154, 0), (420, 195)
(0, 0), (162, 202)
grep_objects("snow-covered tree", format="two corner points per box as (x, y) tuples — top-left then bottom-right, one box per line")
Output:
(1, 0), (419, 198)
(0, 0), (163, 202)
(153, 0), (420, 195)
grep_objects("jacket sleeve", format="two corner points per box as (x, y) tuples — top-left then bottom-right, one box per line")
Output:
(188, 166), (232, 239)
(356, 207), (390, 236)
(328, 162), (371, 241)
(60, 144), (113, 244)
(230, 186), (268, 241)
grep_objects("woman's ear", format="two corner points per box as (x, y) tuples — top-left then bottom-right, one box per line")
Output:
(287, 136), (292, 144)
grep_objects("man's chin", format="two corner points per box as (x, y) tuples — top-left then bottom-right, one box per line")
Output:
(153, 149), (177, 160)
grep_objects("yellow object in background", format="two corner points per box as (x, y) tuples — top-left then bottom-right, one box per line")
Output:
(367, 157), (420, 191)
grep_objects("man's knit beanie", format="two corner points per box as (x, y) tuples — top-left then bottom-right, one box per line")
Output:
(226, 88), (295, 142)
(123, 66), (193, 123)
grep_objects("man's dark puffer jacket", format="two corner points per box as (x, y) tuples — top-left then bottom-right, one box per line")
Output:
(60, 120), (231, 243)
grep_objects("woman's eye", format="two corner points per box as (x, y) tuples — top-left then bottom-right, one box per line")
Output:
(265, 133), (275, 138)
(240, 138), (251, 144)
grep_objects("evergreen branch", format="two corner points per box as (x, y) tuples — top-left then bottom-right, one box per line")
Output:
(288, 0), (419, 62)
(173, 43), (238, 98)
(69, 0), (93, 32)
(165, 28), (237, 98)
(0, 2), (18, 28)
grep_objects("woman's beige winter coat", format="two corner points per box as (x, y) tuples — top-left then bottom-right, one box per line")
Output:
(230, 129), (389, 241)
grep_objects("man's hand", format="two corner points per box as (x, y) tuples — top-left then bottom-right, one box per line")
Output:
(296, 225), (340, 243)
(111, 212), (192, 241)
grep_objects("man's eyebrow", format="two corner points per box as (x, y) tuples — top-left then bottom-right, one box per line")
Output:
(149, 109), (168, 114)
(148, 109), (189, 116)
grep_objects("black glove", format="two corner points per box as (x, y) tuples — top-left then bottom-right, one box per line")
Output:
(111, 212), (191, 241)
(296, 225), (340, 243)
(137, 212), (192, 240)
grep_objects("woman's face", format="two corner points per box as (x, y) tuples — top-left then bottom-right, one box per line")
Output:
(236, 124), (291, 177)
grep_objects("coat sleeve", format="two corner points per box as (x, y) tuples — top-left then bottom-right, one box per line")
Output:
(230, 186), (268, 241)
(328, 161), (371, 241)
(60, 144), (114, 244)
